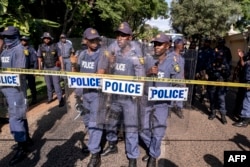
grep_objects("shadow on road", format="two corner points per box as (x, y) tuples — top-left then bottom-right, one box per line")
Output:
(229, 133), (250, 151)
(158, 158), (178, 167)
(41, 131), (88, 167)
(0, 103), (68, 166)
(204, 154), (223, 167)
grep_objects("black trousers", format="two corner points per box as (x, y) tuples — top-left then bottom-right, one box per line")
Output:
(26, 74), (37, 100)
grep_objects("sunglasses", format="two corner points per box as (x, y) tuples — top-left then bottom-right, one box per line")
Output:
(116, 32), (129, 37)
(153, 42), (164, 47)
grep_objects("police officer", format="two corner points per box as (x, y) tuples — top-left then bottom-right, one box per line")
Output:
(0, 26), (32, 165)
(216, 37), (232, 69)
(37, 32), (64, 107)
(168, 38), (185, 119)
(57, 33), (74, 72)
(192, 38), (214, 104)
(206, 48), (231, 124)
(232, 50), (250, 119)
(20, 36), (38, 105)
(233, 49), (250, 127)
(102, 22), (145, 167)
(140, 32), (171, 167)
(72, 27), (109, 167)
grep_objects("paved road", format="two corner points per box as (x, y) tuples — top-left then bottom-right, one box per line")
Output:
(0, 88), (249, 167)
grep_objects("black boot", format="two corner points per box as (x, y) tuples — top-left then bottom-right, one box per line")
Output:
(128, 158), (137, 167)
(82, 145), (90, 155)
(101, 142), (118, 156)
(11, 120), (34, 150)
(11, 137), (33, 150)
(59, 97), (65, 107)
(142, 154), (149, 162)
(87, 153), (101, 167)
(147, 156), (156, 167)
(175, 107), (184, 119)
(221, 114), (227, 124)
(24, 119), (34, 147)
(233, 118), (250, 127)
(9, 142), (27, 166)
(208, 110), (216, 120)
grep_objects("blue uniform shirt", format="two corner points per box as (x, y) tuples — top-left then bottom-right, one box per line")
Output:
(168, 51), (185, 80)
(144, 54), (171, 95)
(1, 43), (26, 68)
(112, 43), (145, 77)
(77, 48), (109, 73)
(57, 40), (74, 58)
(22, 45), (38, 69)
(108, 41), (143, 58)
(1, 42), (27, 90)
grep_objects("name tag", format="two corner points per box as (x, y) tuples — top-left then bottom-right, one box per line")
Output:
(68, 76), (101, 88)
(102, 79), (144, 96)
(0, 74), (20, 86)
(148, 87), (188, 101)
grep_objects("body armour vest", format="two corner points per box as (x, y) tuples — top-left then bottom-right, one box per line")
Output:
(78, 49), (101, 73)
(39, 43), (58, 68)
(113, 49), (137, 76)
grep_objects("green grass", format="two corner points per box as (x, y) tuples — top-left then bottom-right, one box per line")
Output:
(27, 76), (47, 102)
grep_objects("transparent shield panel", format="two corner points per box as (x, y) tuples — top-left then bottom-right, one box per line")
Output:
(97, 38), (144, 133)
(166, 49), (197, 138)
(65, 38), (192, 140)
(183, 49), (198, 108)
(0, 91), (8, 118)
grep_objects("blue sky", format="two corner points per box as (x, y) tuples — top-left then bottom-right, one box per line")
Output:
(146, 0), (172, 31)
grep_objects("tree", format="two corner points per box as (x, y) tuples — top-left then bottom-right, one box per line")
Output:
(170, 0), (242, 39)
(136, 24), (160, 42)
(0, 0), (169, 42)
(0, 0), (61, 48)
(61, 0), (169, 38)
(235, 0), (250, 31)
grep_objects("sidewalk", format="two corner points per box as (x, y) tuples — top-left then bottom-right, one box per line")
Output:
(0, 89), (249, 167)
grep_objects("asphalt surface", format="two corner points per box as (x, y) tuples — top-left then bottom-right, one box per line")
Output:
(0, 88), (249, 167)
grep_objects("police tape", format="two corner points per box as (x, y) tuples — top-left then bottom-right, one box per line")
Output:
(1, 67), (250, 88)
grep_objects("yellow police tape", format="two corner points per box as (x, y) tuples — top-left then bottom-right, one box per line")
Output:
(1, 67), (250, 88)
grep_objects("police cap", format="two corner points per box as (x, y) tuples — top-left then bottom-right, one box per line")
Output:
(0, 26), (20, 36)
(174, 38), (185, 45)
(41, 32), (53, 40)
(20, 36), (30, 41)
(151, 32), (170, 43)
(83, 28), (100, 40)
(115, 22), (133, 35)
(60, 34), (66, 38)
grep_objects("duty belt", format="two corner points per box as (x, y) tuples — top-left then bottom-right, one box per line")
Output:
(1, 86), (21, 90)
(83, 89), (99, 93)
(62, 57), (70, 59)
(113, 94), (132, 100)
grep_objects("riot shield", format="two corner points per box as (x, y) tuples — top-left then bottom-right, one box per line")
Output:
(0, 91), (8, 118)
(66, 37), (192, 139)
(96, 39), (144, 134)
(183, 49), (198, 108)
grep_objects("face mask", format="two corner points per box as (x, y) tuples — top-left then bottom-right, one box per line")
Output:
(4, 35), (19, 47)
